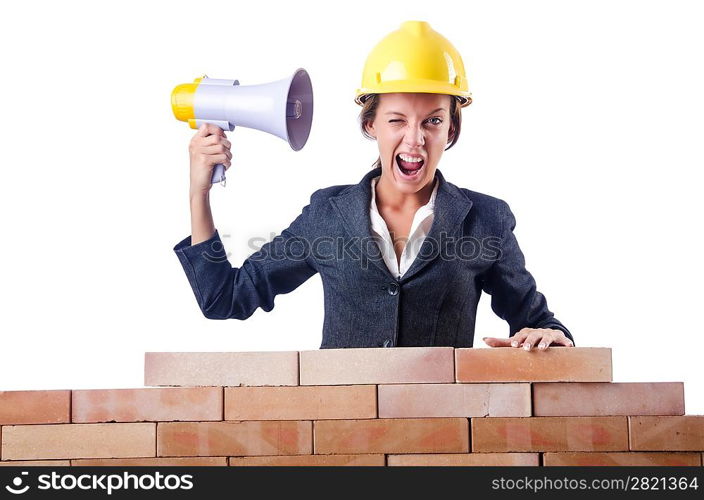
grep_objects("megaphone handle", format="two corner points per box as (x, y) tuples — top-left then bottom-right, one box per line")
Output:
(211, 163), (226, 185)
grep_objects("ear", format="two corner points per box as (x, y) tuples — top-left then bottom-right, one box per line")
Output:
(364, 120), (376, 139)
(447, 123), (456, 143)
(447, 96), (457, 143)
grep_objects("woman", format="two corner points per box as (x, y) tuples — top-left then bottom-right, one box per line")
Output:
(173, 21), (574, 351)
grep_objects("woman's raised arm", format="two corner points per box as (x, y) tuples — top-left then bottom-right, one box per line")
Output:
(188, 123), (232, 245)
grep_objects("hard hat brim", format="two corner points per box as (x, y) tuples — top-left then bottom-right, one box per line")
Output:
(355, 79), (472, 107)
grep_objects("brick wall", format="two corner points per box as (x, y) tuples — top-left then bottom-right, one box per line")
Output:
(1, 347), (702, 467)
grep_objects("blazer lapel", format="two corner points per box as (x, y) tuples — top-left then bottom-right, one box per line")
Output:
(329, 167), (393, 278)
(401, 168), (474, 282)
(328, 166), (474, 282)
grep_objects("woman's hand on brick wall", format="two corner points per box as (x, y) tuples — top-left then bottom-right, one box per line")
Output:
(483, 328), (574, 351)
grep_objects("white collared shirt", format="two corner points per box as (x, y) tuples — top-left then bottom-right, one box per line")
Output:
(369, 175), (439, 279)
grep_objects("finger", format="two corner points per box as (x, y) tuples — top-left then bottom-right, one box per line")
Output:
(553, 336), (574, 347)
(536, 329), (573, 350)
(510, 329), (530, 348)
(201, 144), (232, 157)
(201, 135), (221, 147)
(198, 123), (224, 137)
(200, 135), (231, 149)
(535, 329), (562, 350)
(204, 153), (229, 166)
(522, 331), (545, 351)
(537, 335), (557, 350)
(482, 337), (512, 348)
(197, 123), (212, 137)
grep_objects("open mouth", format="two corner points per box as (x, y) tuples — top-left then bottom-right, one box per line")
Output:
(395, 154), (425, 178)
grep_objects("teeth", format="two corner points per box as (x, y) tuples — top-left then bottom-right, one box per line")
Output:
(398, 154), (423, 163)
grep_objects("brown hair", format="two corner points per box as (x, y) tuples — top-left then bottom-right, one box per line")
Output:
(358, 93), (463, 169)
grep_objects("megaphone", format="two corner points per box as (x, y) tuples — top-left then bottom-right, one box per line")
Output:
(171, 68), (314, 186)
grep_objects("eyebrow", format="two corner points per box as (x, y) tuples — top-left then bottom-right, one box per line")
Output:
(384, 107), (447, 117)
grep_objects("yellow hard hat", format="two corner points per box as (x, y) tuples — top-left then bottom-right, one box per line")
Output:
(355, 20), (472, 107)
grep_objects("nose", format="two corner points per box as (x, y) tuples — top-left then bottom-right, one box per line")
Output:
(403, 122), (425, 149)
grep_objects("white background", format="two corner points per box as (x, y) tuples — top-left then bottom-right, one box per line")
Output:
(1, 0), (702, 414)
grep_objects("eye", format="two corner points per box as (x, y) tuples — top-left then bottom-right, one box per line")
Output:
(388, 118), (443, 125)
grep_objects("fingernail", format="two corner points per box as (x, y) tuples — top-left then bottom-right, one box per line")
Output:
(511, 341), (518, 347)
(523, 343), (531, 350)
(538, 343), (547, 349)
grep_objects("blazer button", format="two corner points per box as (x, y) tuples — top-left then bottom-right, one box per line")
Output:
(387, 282), (399, 296)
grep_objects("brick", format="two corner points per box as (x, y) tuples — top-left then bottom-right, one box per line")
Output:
(300, 347), (454, 385)
(1, 423), (155, 460)
(629, 416), (704, 451)
(0, 390), (70, 425)
(73, 457), (227, 466)
(0, 460), (71, 466)
(471, 417), (628, 452)
(225, 385), (376, 420)
(72, 387), (222, 423)
(456, 347), (612, 382)
(544, 452), (702, 466)
(314, 418), (468, 454)
(379, 383), (530, 418)
(229, 454), (385, 466)
(388, 453), (539, 466)
(157, 421), (311, 457)
(533, 382), (684, 416)
(144, 352), (299, 387)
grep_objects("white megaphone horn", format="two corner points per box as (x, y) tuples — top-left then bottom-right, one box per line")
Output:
(171, 68), (314, 186)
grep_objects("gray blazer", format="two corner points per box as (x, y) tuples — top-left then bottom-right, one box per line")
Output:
(173, 166), (574, 348)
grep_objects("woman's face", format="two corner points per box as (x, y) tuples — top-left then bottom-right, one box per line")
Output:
(365, 92), (454, 195)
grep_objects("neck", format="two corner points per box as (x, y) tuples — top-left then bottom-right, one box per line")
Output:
(375, 172), (435, 212)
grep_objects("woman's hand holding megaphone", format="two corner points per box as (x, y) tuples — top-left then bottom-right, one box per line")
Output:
(188, 123), (232, 197)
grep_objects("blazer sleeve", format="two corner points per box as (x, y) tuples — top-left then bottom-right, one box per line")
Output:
(481, 200), (575, 346)
(172, 197), (318, 320)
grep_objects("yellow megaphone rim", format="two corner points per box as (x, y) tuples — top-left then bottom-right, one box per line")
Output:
(171, 76), (206, 123)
